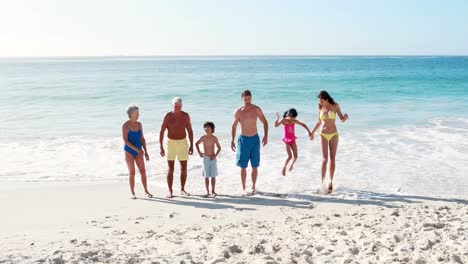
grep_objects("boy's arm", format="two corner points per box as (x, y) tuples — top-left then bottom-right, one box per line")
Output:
(215, 137), (222, 157)
(195, 136), (204, 157)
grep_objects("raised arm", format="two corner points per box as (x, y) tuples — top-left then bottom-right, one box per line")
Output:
(335, 104), (349, 122)
(159, 114), (169, 157)
(186, 114), (194, 155)
(257, 106), (269, 146)
(275, 112), (284, 127)
(231, 109), (240, 152)
(139, 123), (150, 161)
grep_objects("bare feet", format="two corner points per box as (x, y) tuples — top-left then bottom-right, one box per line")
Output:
(282, 167), (287, 176)
(203, 192), (210, 198)
(241, 190), (249, 196)
(130, 194), (136, 200)
(289, 164), (294, 171)
(166, 192), (174, 198)
(250, 187), (256, 196)
(211, 192), (218, 198)
(181, 190), (191, 196)
(145, 192), (153, 198)
(327, 182), (333, 193)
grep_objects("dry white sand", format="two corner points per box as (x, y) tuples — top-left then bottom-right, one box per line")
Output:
(0, 182), (466, 264)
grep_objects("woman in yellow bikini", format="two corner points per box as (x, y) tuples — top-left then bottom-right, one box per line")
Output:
(310, 91), (348, 193)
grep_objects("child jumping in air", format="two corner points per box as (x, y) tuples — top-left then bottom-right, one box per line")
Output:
(196, 122), (221, 197)
(275, 108), (312, 176)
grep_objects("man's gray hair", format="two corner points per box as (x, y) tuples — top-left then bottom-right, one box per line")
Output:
(126, 104), (139, 116)
(172, 97), (183, 105)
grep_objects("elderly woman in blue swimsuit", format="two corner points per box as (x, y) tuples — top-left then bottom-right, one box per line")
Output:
(122, 104), (153, 199)
(310, 91), (348, 193)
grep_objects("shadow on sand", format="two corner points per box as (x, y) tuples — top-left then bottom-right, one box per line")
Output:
(139, 189), (467, 210)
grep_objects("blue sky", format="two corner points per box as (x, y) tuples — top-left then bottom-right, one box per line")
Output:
(1, 0), (467, 56)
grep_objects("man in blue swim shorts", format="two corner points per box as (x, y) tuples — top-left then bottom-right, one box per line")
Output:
(231, 90), (269, 196)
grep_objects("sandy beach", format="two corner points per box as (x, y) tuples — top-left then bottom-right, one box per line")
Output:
(1, 182), (466, 264)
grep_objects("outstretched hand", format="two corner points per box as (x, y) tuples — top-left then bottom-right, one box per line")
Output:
(342, 113), (349, 122)
(309, 132), (314, 140)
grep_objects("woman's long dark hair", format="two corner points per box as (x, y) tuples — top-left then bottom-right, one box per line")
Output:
(317, 90), (337, 109)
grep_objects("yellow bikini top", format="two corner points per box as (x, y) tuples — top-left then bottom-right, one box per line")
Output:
(320, 111), (336, 120)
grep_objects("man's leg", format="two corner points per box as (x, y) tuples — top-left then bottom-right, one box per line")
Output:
(251, 167), (258, 195)
(241, 168), (247, 195)
(166, 160), (175, 198)
(180, 160), (190, 196)
(250, 135), (261, 195)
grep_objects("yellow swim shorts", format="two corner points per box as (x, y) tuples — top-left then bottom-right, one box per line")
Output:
(166, 138), (189, 161)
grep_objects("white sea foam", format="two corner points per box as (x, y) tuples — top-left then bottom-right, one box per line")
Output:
(1, 118), (467, 198)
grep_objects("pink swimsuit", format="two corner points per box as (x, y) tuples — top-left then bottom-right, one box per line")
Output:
(282, 123), (298, 144)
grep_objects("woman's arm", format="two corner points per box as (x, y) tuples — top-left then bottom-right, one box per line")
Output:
(122, 124), (141, 152)
(139, 123), (149, 160)
(310, 111), (322, 137)
(335, 104), (348, 122)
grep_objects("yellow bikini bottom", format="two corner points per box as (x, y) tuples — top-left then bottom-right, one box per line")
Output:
(320, 132), (338, 141)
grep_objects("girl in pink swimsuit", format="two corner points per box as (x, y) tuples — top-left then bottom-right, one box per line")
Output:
(275, 108), (312, 176)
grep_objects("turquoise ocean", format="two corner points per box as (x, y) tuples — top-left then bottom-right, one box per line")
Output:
(1, 56), (467, 197)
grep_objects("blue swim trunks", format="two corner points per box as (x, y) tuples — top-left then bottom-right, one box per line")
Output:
(236, 134), (260, 168)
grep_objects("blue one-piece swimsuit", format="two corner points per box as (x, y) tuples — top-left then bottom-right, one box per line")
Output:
(124, 123), (143, 157)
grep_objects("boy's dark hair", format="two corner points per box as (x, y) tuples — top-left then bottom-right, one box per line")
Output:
(283, 108), (298, 118)
(241, 90), (252, 97)
(203, 122), (215, 133)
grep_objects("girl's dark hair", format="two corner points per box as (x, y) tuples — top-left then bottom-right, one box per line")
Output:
(317, 90), (337, 108)
(283, 108), (298, 118)
(203, 122), (215, 133)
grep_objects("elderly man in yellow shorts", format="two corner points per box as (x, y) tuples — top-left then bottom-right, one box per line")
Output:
(159, 97), (194, 198)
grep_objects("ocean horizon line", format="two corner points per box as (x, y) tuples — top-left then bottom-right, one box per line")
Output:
(1, 54), (468, 60)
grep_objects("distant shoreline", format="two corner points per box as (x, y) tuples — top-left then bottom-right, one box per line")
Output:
(1, 55), (468, 60)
